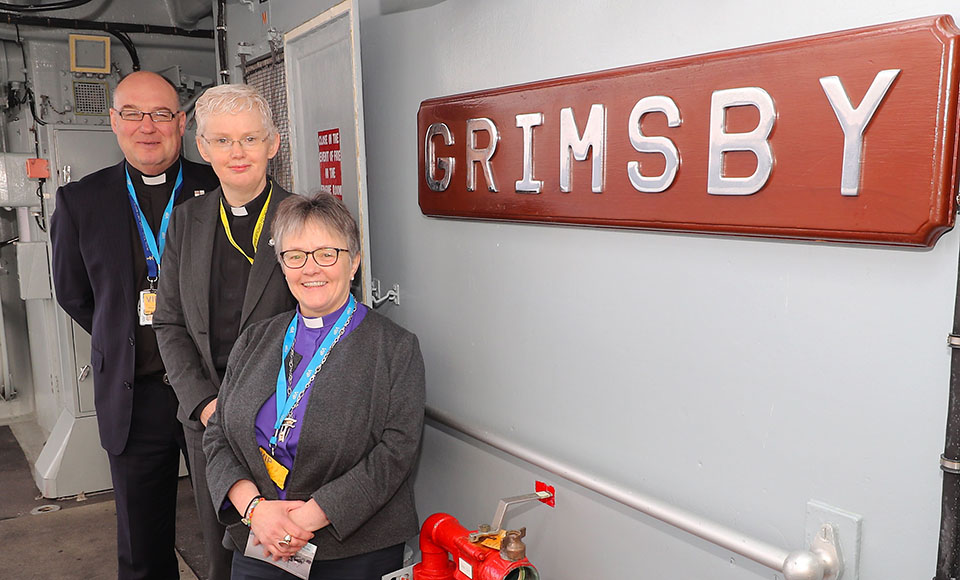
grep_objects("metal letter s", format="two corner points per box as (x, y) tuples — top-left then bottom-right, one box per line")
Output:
(627, 95), (681, 193)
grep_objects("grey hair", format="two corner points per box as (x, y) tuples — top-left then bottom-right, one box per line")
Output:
(194, 83), (277, 137)
(271, 192), (361, 259)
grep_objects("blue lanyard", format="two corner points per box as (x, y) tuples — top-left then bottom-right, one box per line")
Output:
(272, 295), (356, 446)
(124, 164), (184, 281)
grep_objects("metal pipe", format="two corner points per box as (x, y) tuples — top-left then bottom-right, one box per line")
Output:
(0, 13), (213, 38)
(216, 0), (229, 84)
(426, 406), (818, 577)
(16, 207), (31, 243)
(936, 254), (960, 579)
(0, 26), (211, 49)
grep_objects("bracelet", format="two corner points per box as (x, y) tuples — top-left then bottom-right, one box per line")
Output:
(242, 495), (263, 519)
(241, 495), (264, 527)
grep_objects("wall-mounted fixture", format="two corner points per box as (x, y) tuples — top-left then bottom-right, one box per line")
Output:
(68, 34), (110, 74)
(371, 278), (399, 308)
(414, 487), (554, 580)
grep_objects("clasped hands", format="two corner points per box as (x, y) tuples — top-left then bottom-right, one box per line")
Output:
(249, 498), (330, 561)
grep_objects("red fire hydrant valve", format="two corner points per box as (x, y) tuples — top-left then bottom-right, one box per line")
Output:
(414, 513), (540, 580)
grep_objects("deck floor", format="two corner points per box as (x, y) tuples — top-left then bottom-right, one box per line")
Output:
(0, 424), (207, 579)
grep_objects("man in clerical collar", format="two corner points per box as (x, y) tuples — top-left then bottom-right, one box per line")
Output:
(50, 70), (219, 579)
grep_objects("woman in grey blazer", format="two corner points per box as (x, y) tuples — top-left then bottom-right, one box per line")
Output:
(155, 83), (297, 580)
(203, 192), (425, 579)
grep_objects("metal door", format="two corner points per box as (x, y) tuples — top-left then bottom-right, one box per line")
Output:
(47, 125), (121, 416)
(284, 0), (372, 303)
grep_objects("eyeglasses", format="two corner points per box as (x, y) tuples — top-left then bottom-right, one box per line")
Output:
(200, 134), (271, 150)
(112, 108), (179, 122)
(279, 247), (349, 269)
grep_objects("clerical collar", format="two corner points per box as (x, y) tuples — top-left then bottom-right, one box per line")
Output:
(127, 160), (181, 188)
(225, 180), (271, 217)
(298, 298), (350, 330)
(302, 315), (324, 329)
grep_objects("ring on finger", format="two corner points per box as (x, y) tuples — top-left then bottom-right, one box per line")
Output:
(278, 533), (292, 547)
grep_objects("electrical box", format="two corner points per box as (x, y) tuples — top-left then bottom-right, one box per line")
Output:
(17, 242), (51, 300)
(69, 34), (110, 74)
(0, 153), (40, 208)
(26, 158), (50, 179)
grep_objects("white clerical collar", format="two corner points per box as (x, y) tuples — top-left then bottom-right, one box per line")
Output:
(230, 206), (248, 217)
(302, 315), (324, 329)
(141, 173), (167, 186)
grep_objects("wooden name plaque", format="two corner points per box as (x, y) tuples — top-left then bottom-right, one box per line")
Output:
(418, 16), (960, 247)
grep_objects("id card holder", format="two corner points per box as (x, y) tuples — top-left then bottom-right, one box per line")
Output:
(260, 446), (290, 490)
(138, 289), (157, 326)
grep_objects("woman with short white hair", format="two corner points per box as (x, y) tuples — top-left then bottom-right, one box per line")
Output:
(154, 83), (297, 580)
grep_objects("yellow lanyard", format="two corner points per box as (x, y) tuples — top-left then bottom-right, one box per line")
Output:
(219, 184), (273, 264)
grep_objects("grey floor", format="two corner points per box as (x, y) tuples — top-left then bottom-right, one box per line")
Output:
(0, 424), (207, 580)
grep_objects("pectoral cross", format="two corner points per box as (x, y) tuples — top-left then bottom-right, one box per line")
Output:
(278, 416), (297, 443)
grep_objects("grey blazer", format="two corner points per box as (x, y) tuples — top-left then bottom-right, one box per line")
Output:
(154, 182), (297, 431)
(202, 307), (425, 559)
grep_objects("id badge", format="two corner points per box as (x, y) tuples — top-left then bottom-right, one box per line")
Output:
(260, 446), (290, 490)
(138, 289), (157, 326)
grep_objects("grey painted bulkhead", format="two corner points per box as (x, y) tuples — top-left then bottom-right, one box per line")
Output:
(232, 0), (960, 577)
(22, 38), (214, 435)
(0, 2), (216, 491)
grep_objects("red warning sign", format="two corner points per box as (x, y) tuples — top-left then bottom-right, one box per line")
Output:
(318, 128), (342, 199)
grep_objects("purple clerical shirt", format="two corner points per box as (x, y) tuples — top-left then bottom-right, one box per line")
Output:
(253, 297), (367, 499)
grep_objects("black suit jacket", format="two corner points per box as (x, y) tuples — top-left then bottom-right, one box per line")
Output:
(50, 158), (219, 455)
(153, 182), (297, 432)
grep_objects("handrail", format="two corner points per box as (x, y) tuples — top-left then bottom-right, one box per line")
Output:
(425, 406), (840, 580)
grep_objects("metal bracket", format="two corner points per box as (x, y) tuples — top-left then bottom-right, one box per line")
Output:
(783, 523), (843, 580)
(811, 524), (842, 580)
(468, 490), (553, 543)
(0, 380), (15, 401)
(941, 454), (960, 474)
(371, 278), (400, 308)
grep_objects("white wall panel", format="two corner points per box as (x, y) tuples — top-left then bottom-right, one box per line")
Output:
(233, 0), (960, 577)
(357, 1), (960, 578)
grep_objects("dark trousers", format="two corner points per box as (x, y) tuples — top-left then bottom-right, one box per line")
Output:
(106, 376), (187, 580)
(230, 543), (404, 580)
(184, 424), (234, 580)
